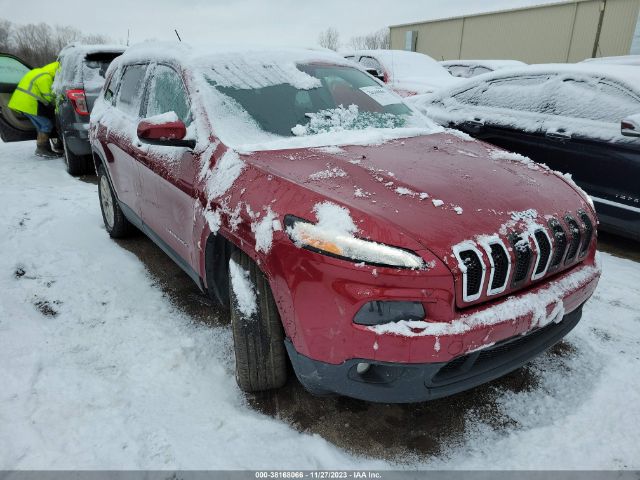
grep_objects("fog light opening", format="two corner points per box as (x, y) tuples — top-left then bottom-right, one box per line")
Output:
(356, 362), (371, 375)
(353, 300), (425, 326)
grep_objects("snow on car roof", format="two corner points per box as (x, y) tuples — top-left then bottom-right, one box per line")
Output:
(58, 43), (127, 57)
(431, 62), (640, 98)
(115, 41), (358, 89)
(581, 55), (640, 66)
(350, 49), (458, 88)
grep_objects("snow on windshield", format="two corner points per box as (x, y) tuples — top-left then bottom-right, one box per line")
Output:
(196, 60), (438, 150)
(292, 105), (406, 136)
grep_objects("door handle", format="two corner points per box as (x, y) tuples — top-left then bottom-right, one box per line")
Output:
(461, 119), (484, 133)
(545, 130), (571, 142)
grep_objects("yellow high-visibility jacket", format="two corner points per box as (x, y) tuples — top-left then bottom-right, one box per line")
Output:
(8, 61), (60, 116)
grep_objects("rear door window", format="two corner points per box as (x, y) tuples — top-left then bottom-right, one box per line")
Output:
(115, 64), (148, 116)
(143, 64), (191, 125)
(551, 78), (640, 123)
(453, 75), (555, 114)
(359, 56), (384, 77)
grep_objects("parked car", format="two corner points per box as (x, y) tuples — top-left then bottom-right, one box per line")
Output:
(0, 53), (39, 142)
(581, 55), (640, 66)
(410, 64), (640, 241)
(88, 42), (600, 403)
(344, 49), (462, 97)
(52, 43), (126, 175)
(441, 59), (527, 78)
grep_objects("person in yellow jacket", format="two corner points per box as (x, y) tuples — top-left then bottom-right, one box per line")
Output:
(8, 61), (61, 158)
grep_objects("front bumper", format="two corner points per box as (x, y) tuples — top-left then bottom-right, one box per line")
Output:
(286, 304), (584, 403)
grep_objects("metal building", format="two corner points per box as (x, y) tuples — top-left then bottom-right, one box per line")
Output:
(389, 0), (640, 63)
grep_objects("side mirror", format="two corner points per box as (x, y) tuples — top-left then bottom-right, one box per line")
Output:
(621, 115), (640, 138)
(137, 118), (195, 148)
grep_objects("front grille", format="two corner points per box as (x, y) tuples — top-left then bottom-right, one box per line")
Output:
(459, 250), (483, 299)
(453, 210), (592, 305)
(578, 210), (593, 257)
(564, 216), (581, 263)
(510, 233), (532, 285)
(548, 219), (567, 269)
(533, 230), (551, 278)
(489, 243), (509, 291)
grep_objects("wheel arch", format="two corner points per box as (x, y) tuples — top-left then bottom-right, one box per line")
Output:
(204, 231), (238, 308)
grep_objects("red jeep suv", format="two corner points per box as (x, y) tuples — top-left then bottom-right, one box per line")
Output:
(89, 42), (601, 403)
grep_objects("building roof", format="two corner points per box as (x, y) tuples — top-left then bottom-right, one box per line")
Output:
(389, 0), (594, 28)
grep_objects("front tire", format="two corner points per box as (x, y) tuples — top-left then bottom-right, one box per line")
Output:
(97, 165), (132, 238)
(229, 249), (288, 392)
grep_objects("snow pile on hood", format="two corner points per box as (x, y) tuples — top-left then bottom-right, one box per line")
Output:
(229, 259), (258, 318)
(313, 202), (358, 235)
(292, 105), (406, 136)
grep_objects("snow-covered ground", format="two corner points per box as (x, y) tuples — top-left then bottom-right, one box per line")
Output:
(1, 140), (639, 469)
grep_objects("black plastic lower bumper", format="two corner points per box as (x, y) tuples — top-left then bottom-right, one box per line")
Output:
(286, 305), (584, 403)
(63, 127), (91, 156)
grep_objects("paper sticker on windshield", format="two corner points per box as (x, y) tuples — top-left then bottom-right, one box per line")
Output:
(359, 86), (403, 106)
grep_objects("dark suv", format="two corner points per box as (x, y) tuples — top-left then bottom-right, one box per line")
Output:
(53, 44), (125, 175)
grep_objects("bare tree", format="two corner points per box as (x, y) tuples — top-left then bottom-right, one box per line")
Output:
(349, 28), (390, 50)
(318, 27), (340, 51)
(0, 19), (11, 52)
(1, 17), (112, 67)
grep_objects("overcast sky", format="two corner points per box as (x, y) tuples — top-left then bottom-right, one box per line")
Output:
(1, 0), (570, 47)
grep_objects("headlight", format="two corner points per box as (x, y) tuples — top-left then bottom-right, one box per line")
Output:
(285, 215), (425, 269)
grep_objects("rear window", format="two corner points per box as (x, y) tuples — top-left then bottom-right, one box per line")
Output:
(83, 52), (122, 91)
(115, 64), (148, 116)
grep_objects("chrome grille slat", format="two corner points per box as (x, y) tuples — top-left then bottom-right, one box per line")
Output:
(564, 215), (582, 264)
(548, 219), (567, 269)
(578, 210), (593, 257)
(532, 229), (552, 280)
(510, 233), (532, 286)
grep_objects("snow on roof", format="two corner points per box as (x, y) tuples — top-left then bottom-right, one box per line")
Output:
(350, 49), (462, 91)
(581, 55), (640, 66)
(433, 63), (640, 97)
(58, 43), (127, 57)
(116, 41), (355, 76)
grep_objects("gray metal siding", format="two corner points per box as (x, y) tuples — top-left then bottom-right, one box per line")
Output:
(390, 0), (640, 62)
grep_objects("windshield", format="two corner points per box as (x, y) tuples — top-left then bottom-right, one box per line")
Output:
(206, 64), (418, 138)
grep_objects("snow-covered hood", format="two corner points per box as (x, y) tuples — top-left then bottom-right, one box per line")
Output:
(391, 76), (463, 96)
(241, 133), (592, 263)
